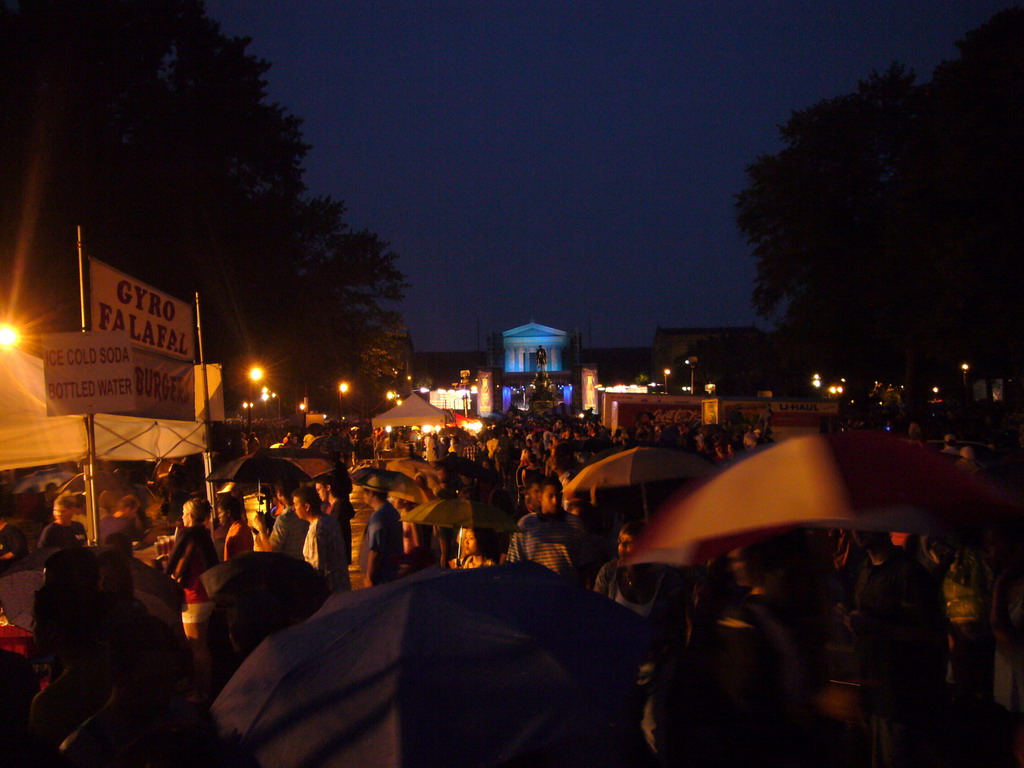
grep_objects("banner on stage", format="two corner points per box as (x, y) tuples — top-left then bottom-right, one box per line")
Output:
(43, 332), (137, 416)
(477, 369), (493, 416)
(581, 367), (598, 413)
(90, 258), (194, 361)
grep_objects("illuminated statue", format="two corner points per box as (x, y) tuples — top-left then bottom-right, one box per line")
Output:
(530, 346), (554, 413)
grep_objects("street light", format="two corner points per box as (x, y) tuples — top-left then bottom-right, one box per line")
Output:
(685, 357), (698, 394)
(337, 381), (349, 421)
(246, 366), (264, 434)
(0, 324), (19, 347)
(663, 368), (671, 392)
(962, 362), (970, 405)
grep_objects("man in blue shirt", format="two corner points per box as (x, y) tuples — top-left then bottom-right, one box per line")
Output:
(357, 479), (403, 586)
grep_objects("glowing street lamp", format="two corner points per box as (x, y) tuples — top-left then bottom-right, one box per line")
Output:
(246, 367), (264, 434)
(685, 357), (698, 393)
(663, 368), (671, 392)
(0, 324), (19, 347)
(337, 381), (349, 421)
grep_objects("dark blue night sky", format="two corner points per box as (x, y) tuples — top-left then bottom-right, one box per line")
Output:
(204, 1), (1013, 351)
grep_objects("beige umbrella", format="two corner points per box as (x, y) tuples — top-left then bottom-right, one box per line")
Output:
(386, 457), (440, 489)
(351, 467), (430, 505)
(562, 446), (712, 514)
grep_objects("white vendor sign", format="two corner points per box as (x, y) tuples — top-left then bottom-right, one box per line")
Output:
(43, 332), (137, 416)
(90, 258), (194, 361)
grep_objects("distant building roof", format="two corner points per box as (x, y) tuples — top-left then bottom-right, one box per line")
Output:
(503, 322), (567, 339)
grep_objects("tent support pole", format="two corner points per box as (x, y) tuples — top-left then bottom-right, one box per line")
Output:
(195, 292), (216, 523)
(78, 226), (99, 544)
(84, 414), (99, 544)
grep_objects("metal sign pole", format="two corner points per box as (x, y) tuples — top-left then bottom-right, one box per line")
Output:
(78, 226), (99, 544)
(195, 293), (216, 524)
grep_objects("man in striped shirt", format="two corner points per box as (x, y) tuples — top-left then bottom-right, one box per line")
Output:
(506, 477), (587, 582)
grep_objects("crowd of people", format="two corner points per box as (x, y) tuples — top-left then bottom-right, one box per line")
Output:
(2, 410), (1024, 766)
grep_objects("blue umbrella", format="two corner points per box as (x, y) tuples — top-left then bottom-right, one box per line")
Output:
(12, 468), (75, 494)
(212, 562), (653, 768)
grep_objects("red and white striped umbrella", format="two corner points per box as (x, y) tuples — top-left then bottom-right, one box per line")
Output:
(629, 430), (1021, 566)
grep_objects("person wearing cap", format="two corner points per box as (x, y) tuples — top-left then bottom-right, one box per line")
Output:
(357, 476), (403, 587)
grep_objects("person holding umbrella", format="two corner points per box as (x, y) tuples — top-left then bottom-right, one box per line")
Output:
(293, 486), (350, 593)
(447, 527), (499, 570)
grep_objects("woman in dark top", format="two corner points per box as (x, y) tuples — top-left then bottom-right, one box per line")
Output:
(165, 497), (219, 704)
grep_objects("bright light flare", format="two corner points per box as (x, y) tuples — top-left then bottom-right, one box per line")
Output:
(0, 325), (19, 347)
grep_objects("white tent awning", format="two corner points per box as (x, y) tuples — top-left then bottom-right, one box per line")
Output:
(0, 347), (206, 470)
(372, 395), (448, 429)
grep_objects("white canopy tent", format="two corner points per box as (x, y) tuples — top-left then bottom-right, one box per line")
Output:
(371, 395), (448, 429)
(0, 346), (205, 471)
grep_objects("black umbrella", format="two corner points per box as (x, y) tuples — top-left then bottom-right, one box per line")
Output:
(212, 563), (653, 768)
(207, 450), (312, 485)
(0, 547), (60, 630)
(0, 546), (183, 632)
(439, 454), (491, 481)
(200, 552), (327, 623)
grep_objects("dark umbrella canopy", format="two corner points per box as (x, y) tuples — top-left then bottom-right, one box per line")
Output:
(212, 562), (653, 768)
(0, 546), (182, 632)
(0, 547), (60, 630)
(201, 552), (327, 624)
(438, 453), (492, 481)
(207, 450), (312, 485)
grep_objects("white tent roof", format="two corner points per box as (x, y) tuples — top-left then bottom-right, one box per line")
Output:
(0, 347), (205, 471)
(372, 394), (448, 429)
